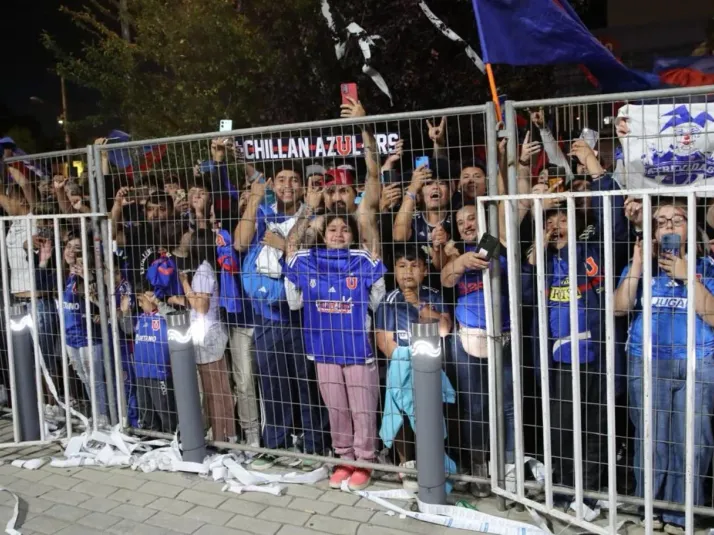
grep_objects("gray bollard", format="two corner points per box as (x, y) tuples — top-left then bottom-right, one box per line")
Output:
(411, 320), (446, 505)
(166, 310), (206, 463)
(10, 304), (40, 441)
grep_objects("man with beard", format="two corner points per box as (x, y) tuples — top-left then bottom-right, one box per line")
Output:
(287, 99), (381, 255)
(111, 189), (184, 291)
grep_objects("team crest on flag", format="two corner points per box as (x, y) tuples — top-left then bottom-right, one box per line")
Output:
(152, 319), (160, 331)
(216, 234), (227, 247)
(346, 276), (358, 290)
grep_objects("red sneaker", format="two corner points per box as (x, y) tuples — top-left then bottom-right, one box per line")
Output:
(348, 468), (372, 491)
(329, 465), (354, 489)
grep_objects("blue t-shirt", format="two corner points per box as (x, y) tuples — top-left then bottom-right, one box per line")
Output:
(133, 311), (171, 380)
(284, 248), (386, 365)
(455, 245), (510, 331)
(623, 257), (714, 360)
(375, 286), (447, 347)
(62, 274), (101, 348)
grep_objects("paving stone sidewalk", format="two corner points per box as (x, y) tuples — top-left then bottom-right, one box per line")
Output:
(0, 442), (510, 535)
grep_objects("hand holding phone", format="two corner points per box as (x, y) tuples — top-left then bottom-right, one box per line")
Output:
(476, 233), (500, 261)
(341, 83), (358, 105)
(660, 233), (681, 257)
(415, 156), (430, 169)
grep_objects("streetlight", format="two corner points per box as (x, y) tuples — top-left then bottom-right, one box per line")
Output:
(28, 74), (71, 151)
(10, 304), (40, 441)
(166, 311), (206, 463)
(410, 320), (446, 505)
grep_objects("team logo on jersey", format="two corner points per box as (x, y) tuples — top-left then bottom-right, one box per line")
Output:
(310, 279), (317, 288)
(585, 256), (599, 277)
(152, 319), (160, 331)
(216, 234), (227, 247)
(346, 277), (358, 290)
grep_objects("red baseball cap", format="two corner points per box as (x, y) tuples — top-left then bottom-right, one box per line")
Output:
(325, 168), (355, 187)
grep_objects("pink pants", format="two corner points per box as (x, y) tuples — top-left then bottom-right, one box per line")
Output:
(316, 362), (379, 461)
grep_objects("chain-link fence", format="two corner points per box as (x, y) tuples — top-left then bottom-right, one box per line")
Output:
(2, 86), (714, 534)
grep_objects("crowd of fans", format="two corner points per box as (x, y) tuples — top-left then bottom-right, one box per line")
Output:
(2, 97), (714, 534)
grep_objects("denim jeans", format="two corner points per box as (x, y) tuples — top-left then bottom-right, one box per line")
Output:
(66, 344), (109, 417)
(33, 298), (60, 390)
(451, 335), (515, 464)
(629, 357), (714, 526)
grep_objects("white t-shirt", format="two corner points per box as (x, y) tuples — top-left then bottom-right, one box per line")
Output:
(190, 260), (221, 328)
(6, 216), (38, 294)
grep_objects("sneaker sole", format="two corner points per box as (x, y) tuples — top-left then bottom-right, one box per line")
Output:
(348, 480), (371, 491)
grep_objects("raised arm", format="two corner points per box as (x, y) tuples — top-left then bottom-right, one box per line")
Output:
(234, 179), (270, 253)
(286, 187), (322, 260)
(427, 117), (447, 160)
(393, 167), (428, 242)
(613, 241), (643, 316)
(7, 166), (37, 212)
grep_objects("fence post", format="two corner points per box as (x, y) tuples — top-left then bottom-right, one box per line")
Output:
(485, 102), (505, 509)
(87, 146), (118, 426)
(10, 305), (40, 441)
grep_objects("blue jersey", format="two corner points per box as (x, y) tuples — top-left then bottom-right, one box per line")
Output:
(216, 229), (243, 315)
(375, 286), (447, 347)
(146, 253), (183, 299)
(62, 274), (100, 348)
(546, 245), (603, 364)
(623, 257), (714, 360)
(455, 245), (510, 331)
(285, 248), (386, 365)
(133, 312), (171, 380)
(114, 278), (133, 354)
(411, 212), (454, 269)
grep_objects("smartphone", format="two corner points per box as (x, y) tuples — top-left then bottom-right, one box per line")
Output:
(128, 187), (150, 199)
(219, 119), (233, 132)
(579, 127), (599, 150)
(415, 156), (430, 169)
(660, 233), (681, 257)
(341, 83), (358, 105)
(476, 233), (500, 261)
(175, 189), (187, 202)
(381, 169), (400, 183)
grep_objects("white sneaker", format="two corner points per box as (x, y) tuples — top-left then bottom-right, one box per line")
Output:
(96, 414), (110, 428)
(399, 461), (419, 492)
(43, 404), (60, 422)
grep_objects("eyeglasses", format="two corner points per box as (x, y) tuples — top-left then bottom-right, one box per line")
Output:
(656, 215), (687, 228)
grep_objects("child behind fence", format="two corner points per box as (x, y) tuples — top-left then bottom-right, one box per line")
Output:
(119, 279), (178, 434)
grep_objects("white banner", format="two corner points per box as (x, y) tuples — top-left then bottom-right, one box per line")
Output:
(617, 103), (714, 189)
(238, 133), (399, 161)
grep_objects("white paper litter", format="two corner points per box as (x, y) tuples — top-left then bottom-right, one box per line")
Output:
(341, 482), (551, 534)
(10, 458), (48, 471)
(0, 488), (20, 535)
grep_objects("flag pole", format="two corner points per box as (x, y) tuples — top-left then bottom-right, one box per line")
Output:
(485, 63), (502, 120)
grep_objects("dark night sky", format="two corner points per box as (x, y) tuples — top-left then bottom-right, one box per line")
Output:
(0, 0), (92, 148)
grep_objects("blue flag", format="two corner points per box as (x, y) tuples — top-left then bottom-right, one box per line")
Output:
(472, 0), (660, 92)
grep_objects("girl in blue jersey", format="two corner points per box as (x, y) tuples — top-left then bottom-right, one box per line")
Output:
(441, 204), (514, 497)
(285, 211), (386, 491)
(614, 201), (714, 532)
(62, 236), (110, 426)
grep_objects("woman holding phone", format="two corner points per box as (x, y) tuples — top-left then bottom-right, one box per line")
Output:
(440, 203), (513, 497)
(614, 200), (714, 532)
